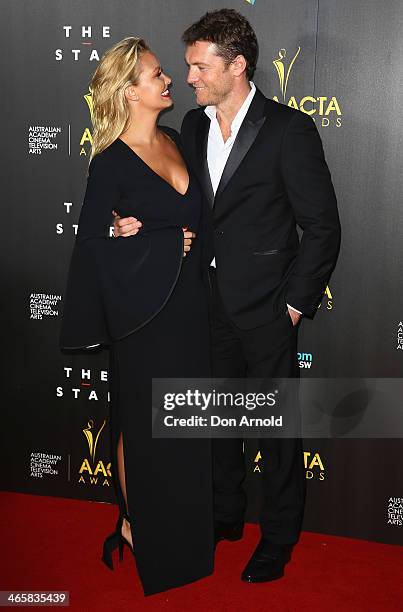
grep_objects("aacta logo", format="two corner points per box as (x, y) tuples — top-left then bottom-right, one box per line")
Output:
(252, 450), (325, 480)
(79, 91), (94, 156)
(253, 450), (262, 472)
(272, 47), (342, 127)
(318, 285), (333, 311)
(387, 497), (403, 526)
(78, 419), (112, 486)
(397, 322), (403, 351)
(304, 451), (325, 480)
(55, 25), (111, 61)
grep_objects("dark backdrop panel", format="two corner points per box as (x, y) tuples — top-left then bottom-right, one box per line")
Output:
(1, 0), (402, 545)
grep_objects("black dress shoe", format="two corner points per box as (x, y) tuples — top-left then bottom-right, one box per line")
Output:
(214, 520), (244, 546)
(241, 538), (292, 583)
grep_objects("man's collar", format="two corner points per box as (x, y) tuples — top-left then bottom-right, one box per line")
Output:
(204, 81), (256, 125)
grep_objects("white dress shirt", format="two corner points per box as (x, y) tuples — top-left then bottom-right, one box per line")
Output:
(204, 82), (301, 315)
(205, 81), (257, 197)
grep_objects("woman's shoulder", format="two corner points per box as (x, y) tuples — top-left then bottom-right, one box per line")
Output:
(89, 140), (126, 170)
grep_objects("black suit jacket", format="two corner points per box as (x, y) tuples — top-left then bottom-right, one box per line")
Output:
(181, 87), (341, 329)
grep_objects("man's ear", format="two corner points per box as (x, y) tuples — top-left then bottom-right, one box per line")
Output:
(231, 54), (247, 78)
(125, 84), (139, 102)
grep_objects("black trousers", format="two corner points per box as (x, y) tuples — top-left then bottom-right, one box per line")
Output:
(208, 268), (306, 548)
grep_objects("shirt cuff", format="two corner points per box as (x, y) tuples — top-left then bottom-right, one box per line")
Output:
(286, 304), (302, 315)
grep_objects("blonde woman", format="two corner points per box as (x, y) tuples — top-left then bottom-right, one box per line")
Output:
(60, 37), (214, 595)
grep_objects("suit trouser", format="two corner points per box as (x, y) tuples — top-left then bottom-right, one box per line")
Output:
(208, 268), (306, 548)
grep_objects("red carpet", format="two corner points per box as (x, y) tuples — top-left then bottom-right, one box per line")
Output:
(1, 492), (402, 611)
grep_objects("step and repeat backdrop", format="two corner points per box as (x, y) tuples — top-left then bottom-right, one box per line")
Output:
(2, 0), (402, 545)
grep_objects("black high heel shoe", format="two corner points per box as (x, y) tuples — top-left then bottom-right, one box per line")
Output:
(102, 512), (133, 570)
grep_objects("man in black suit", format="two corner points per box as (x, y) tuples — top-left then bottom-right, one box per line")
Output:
(115, 9), (341, 583)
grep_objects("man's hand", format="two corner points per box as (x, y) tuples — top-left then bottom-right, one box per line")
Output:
(183, 227), (196, 257)
(112, 210), (142, 237)
(112, 212), (195, 258)
(287, 306), (301, 327)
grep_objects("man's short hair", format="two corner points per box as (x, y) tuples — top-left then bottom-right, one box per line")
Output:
(182, 8), (259, 80)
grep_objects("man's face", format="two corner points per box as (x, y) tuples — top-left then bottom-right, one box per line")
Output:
(185, 40), (234, 106)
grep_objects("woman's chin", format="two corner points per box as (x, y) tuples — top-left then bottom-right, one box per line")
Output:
(161, 95), (173, 106)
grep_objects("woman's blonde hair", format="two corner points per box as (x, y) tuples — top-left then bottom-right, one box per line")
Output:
(89, 36), (149, 159)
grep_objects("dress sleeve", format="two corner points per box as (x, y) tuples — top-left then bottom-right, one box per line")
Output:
(60, 151), (183, 349)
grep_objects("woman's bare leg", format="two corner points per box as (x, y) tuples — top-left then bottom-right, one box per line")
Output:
(117, 431), (133, 547)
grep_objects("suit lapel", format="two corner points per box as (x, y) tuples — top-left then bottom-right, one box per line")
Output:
(215, 88), (267, 202)
(196, 113), (215, 208)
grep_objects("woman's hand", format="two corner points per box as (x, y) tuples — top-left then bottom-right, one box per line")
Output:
(183, 227), (196, 257)
(112, 210), (142, 237)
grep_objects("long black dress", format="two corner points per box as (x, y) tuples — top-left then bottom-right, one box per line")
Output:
(60, 127), (215, 595)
